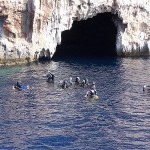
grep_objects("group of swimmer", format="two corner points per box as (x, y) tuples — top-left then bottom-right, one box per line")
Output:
(46, 71), (98, 98)
(14, 71), (98, 98)
(46, 72), (150, 94)
(14, 69), (150, 98)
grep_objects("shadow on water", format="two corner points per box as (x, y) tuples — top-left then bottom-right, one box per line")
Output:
(52, 55), (121, 67)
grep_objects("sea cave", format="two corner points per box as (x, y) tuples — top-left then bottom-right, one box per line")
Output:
(55, 12), (118, 58)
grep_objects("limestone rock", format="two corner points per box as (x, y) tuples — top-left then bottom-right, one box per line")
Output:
(0, 0), (149, 64)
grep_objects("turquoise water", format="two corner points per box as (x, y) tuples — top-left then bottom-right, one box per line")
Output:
(0, 56), (150, 149)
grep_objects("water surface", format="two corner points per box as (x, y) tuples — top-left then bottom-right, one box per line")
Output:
(0, 56), (150, 150)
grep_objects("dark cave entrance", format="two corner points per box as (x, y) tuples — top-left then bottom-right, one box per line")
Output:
(54, 12), (118, 58)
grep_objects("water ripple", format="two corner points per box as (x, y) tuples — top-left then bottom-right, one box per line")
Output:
(0, 57), (150, 149)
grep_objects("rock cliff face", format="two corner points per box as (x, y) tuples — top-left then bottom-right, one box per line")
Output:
(0, 0), (149, 64)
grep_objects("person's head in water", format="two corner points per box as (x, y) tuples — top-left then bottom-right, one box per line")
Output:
(16, 82), (21, 88)
(62, 80), (67, 88)
(84, 78), (88, 84)
(47, 71), (54, 81)
(90, 90), (95, 97)
(75, 77), (80, 84)
(91, 81), (96, 90)
(81, 79), (86, 86)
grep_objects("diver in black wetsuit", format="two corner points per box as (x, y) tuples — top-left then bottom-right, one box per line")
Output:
(68, 77), (73, 86)
(14, 82), (21, 90)
(81, 79), (86, 87)
(47, 72), (54, 82)
(84, 78), (89, 86)
(75, 77), (80, 85)
(60, 80), (67, 89)
(85, 89), (94, 98)
(85, 88), (98, 98)
(91, 81), (97, 95)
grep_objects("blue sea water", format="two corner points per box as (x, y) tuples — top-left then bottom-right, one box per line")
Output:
(0, 56), (150, 150)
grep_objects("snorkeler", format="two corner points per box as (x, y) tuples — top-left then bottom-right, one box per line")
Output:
(47, 71), (54, 82)
(75, 77), (80, 85)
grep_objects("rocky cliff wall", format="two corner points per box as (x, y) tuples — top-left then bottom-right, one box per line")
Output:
(0, 0), (149, 64)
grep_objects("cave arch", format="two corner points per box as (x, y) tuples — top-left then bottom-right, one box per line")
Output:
(55, 12), (118, 58)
